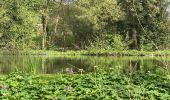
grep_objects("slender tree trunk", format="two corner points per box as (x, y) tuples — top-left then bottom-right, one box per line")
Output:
(132, 28), (138, 49)
(51, 15), (60, 45)
(42, 34), (45, 50)
(41, 1), (49, 50)
(42, 14), (47, 50)
(54, 15), (59, 34)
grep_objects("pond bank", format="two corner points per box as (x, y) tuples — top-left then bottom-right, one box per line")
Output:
(0, 50), (170, 56)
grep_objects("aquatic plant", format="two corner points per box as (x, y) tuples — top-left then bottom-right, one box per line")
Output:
(0, 69), (170, 100)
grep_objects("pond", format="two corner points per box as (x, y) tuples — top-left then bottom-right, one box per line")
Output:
(0, 55), (170, 74)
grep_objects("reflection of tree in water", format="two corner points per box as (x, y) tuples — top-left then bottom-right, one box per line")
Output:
(1, 56), (170, 74)
(0, 56), (18, 74)
(37, 57), (130, 74)
(122, 58), (170, 74)
(0, 56), (41, 74)
(152, 59), (170, 71)
(40, 57), (93, 74)
(122, 60), (140, 74)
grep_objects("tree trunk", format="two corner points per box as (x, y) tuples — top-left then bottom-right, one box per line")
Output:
(132, 28), (138, 49)
(41, 10), (48, 50)
(51, 15), (60, 45)
(130, 28), (138, 49)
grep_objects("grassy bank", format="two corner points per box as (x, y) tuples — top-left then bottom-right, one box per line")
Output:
(0, 70), (170, 99)
(0, 49), (170, 56)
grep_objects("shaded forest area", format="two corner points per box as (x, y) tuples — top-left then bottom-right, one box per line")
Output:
(0, 0), (170, 51)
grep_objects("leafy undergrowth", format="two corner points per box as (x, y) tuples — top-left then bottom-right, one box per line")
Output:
(0, 71), (170, 100)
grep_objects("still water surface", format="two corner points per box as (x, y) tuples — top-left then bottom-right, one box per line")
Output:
(0, 55), (169, 74)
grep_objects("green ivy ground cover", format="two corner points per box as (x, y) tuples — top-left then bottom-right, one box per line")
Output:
(0, 69), (170, 100)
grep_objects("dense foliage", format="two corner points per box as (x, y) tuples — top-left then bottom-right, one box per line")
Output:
(0, 0), (170, 50)
(118, 0), (169, 50)
(0, 69), (170, 99)
(0, 0), (45, 50)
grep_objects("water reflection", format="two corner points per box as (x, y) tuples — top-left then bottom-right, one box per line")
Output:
(0, 55), (169, 74)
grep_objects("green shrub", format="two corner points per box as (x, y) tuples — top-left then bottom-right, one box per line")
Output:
(87, 34), (127, 50)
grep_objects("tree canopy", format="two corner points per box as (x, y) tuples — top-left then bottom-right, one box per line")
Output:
(0, 0), (169, 50)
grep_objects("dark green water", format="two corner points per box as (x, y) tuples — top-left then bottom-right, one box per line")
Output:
(0, 55), (169, 74)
